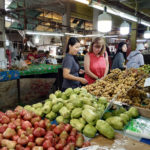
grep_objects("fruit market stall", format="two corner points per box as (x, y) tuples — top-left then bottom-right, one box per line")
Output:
(1, 86), (150, 149)
(0, 64), (62, 111)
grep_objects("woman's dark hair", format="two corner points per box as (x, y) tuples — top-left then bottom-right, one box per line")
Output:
(113, 42), (127, 60)
(66, 37), (80, 67)
(66, 37), (80, 53)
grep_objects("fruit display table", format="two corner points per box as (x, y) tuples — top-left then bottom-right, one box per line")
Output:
(0, 70), (20, 82)
(19, 64), (62, 77)
(17, 64), (62, 105)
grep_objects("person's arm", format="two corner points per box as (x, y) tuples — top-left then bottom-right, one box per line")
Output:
(63, 68), (87, 84)
(138, 54), (144, 66)
(63, 56), (87, 84)
(118, 53), (126, 70)
(84, 54), (99, 80)
(103, 52), (109, 77)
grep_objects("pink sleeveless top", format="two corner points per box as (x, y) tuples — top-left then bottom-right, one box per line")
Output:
(85, 52), (107, 84)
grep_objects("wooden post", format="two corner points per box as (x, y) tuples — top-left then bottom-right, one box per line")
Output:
(130, 22), (137, 51)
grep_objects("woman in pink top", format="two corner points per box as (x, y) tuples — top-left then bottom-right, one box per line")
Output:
(84, 37), (109, 84)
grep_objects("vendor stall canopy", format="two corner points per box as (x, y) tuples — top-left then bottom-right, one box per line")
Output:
(3, 0), (150, 36)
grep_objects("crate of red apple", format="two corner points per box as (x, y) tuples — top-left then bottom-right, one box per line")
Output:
(0, 106), (90, 150)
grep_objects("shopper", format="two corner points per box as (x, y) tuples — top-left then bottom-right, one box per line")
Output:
(126, 43), (145, 68)
(62, 37), (88, 91)
(84, 37), (109, 84)
(111, 42), (127, 70)
(27, 48), (38, 61)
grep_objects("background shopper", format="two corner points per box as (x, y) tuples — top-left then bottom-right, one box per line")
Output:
(127, 43), (145, 68)
(111, 42), (127, 70)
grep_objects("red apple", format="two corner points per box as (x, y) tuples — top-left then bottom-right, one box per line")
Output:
(22, 121), (32, 130)
(35, 137), (45, 146)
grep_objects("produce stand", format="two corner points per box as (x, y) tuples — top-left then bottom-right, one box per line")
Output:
(17, 64), (62, 104)
(0, 70), (20, 82)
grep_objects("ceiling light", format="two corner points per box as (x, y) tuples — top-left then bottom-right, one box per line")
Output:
(74, 0), (89, 5)
(26, 30), (64, 36)
(141, 20), (150, 27)
(91, 1), (138, 23)
(65, 33), (83, 37)
(97, 7), (112, 33)
(34, 36), (40, 44)
(80, 39), (84, 45)
(120, 21), (130, 35)
(144, 27), (150, 39)
(104, 35), (118, 38)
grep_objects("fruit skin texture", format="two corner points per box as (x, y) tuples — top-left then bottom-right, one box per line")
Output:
(1, 139), (16, 149)
(35, 137), (45, 146)
(32, 146), (44, 150)
(17, 134), (29, 145)
(21, 120), (32, 130)
(33, 127), (46, 137)
(0, 124), (7, 133)
(75, 133), (84, 148)
(3, 128), (16, 139)
(43, 140), (52, 149)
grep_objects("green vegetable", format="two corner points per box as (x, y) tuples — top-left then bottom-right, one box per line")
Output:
(83, 105), (96, 112)
(80, 87), (87, 93)
(79, 118), (86, 126)
(32, 103), (43, 109)
(64, 88), (73, 96)
(70, 94), (77, 100)
(103, 112), (112, 120)
(128, 107), (139, 118)
(124, 111), (132, 119)
(66, 103), (74, 111)
(56, 116), (64, 124)
(70, 119), (84, 132)
(82, 109), (98, 124)
(120, 113), (129, 125)
(96, 120), (115, 139)
(71, 108), (82, 118)
(83, 124), (97, 138)
(49, 93), (56, 100)
(73, 87), (81, 94)
(52, 102), (63, 113)
(98, 97), (107, 105)
(34, 108), (43, 117)
(81, 97), (92, 105)
(106, 116), (124, 130)
(61, 93), (68, 100)
(46, 111), (57, 120)
(72, 99), (83, 107)
(119, 107), (126, 113)
(59, 106), (70, 118)
(55, 90), (62, 98)
(42, 101), (52, 114)
(24, 105), (33, 111)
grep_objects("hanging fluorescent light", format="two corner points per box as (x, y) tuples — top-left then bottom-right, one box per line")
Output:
(104, 35), (118, 38)
(74, 0), (89, 5)
(120, 21), (130, 35)
(34, 36), (40, 44)
(26, 30), (64, 36)
(144, 27), (150, 39)
(97, 7), (112, 33)
(91, 1), (138, 23)
(141, 20), (150, 27)
(65, 33), (83, 37)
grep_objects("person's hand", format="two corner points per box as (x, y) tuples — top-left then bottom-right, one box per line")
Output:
(80, 78), (88, 85)
(29, 56), (35, 61)
(79, 69), (85, 74)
